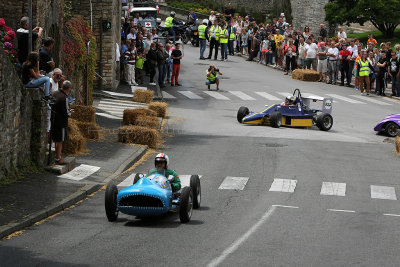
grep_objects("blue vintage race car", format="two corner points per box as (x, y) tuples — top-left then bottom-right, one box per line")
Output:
(105, 173), (201, 223)
(237, 89), (333, 131)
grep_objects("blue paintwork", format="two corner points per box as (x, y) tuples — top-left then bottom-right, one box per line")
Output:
(374, 114), (400, 132)
(117, 174), (177, 217)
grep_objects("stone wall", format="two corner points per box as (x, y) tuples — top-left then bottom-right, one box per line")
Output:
(0, 51), (47, 180)
(290, 0), (330, 36)
(72, 0), (122, 91)
(218, 0), (273, 13)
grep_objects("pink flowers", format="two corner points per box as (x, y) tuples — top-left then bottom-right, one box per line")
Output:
(0, 17), (18, 63)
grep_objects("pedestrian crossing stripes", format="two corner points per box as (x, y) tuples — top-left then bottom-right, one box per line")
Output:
(326, 94), (366, 104)
(114, 174), (400, 201)
(95, 99), (148, 119)
(178, 91), (204, 99)
(102, 90), (133, 98)
(59, 164), (101, 181)
(269, 178), (297, 193)
(350, 95), (392, 105)
(157, 90), (393, 105)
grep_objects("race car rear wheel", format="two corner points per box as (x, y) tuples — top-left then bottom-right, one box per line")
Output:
(237, 106), (249, 123)
(105, 183), (118, 222)
(179, 187), (193, 223)
(316, 113), (333, 131)
(385, 122), (399, 137)
(270, 111), (282, 128)
(133, 173), (142, 185)
(190, 175), (201, 209)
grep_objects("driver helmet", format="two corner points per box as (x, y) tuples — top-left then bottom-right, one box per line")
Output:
(170, 11), (176, 18)
(285, 95), (297, 105)
(155, 153), (169, 169)
(202, 19), (208, 25)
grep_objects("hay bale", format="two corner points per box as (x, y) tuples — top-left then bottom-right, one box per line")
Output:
(70, 104), (96, 123)
(123, 108), (157, 125)
(118, 125), (160, 148)
(133, 89), (154, 103)
(291, 69), (320, 82)
(135, 116), (159, 129)
(148, 102), (168, 118)
(76, 121), (101, 140)
(62, 119), (87, 154)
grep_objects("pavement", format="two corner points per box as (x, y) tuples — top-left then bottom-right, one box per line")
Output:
(0, 80), (154, 240)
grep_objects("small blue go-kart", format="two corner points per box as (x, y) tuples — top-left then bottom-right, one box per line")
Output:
(105, 172), (201, 223)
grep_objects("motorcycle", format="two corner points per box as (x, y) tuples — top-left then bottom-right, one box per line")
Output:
(158, 23), (188, 43)
(185, 22), (199, 47)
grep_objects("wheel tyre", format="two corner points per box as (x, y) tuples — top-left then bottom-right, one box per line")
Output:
(105, 183), (118, 222)
(270, 111), (282, 128)
(182, 34), (188, 44)
(385, 122), (399, 137)
(133, 173), (142, 185)
(237, 106), (249, 123)
(316, 113), (333, 131)
(190, 175), (201, 209)
(179, 187), (193, 223)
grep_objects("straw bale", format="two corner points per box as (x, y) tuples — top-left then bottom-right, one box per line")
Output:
(123, 108), (157, 125)
(118, 125), (160, 148)
(135, 116), (159, 129)
(148, 102), (168, 118)
(62, 119), (87, 154)
(133, 89), (154, 103)
(70, 104), (96, 123)
(291, 69), (320, 82)
(76, 121), (101, 140)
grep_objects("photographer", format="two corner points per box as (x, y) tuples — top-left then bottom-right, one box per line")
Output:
(206, 65), (222, 90)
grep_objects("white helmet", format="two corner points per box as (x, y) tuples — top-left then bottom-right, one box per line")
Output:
(202, 19), (208, 25)
(170, 11), (176, 17)
(155, 153), (169, 168)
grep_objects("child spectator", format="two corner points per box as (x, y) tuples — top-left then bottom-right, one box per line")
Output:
(135, 49), (146, 85)
(171, 43), (182, 86)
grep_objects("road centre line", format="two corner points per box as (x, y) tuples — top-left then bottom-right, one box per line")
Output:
(272, 204), (299, 209)
(327, 209), (356, 213)
(207, 206), (277, 267)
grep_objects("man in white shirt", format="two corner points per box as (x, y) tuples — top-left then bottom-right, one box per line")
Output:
(337, 26), (347, 40)
(347, 40), (358, 87)
(127, 28), (137, 40)
(304, 37), (318, 70)
(327, 41), (339, 84)
(133, 13), (143, 25)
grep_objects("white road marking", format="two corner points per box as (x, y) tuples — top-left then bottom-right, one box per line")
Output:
(118, 173), (137, 187)
(301, 93), (324, 99)
(320, 182), (346, 196)
(327, 209), (356, 213)
(272, 204), (299, 209)
(229, 91), (256, 100)
(269, 178), (297, 193)
(179, 175), (202, 188)
(371, 185), (397, 200)
(203, 91), (230, 100)
(255, 92), (280, 101)
(178, 91), (204, 99)
(207, 206), (277, 267)
(96, 112), (122, 119)
(162, 91), (177, 99)
(99, 98), (145, 106)
(97, 105), (143, 112)
(102, 90), (133, 98)
(326, 94), (366, 104)
(131, 86), (147, 93)
(59, 164), (101, 181)
(218, 176), (249, 190)
(277, 92), (291, 97)
(383, 214), (400, 217)
(350, 95), (391, 105)
(98, 101), (145, 108)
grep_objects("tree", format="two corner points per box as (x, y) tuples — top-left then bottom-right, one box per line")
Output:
(325, 0), (400, 38)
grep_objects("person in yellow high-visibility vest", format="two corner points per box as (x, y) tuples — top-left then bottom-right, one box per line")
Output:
(198, 19), (208, 60)
(164, 11), (182, 43)
(227, 21), (236, 56)
(219, 24), (229, 61)
(356, 50), (372, 96)
(206, 65), (223, 90)
(207, 20), (220, 60)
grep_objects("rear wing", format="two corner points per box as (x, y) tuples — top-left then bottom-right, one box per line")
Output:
(301, 96), (332, 114)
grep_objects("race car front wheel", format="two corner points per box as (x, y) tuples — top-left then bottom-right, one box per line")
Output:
(105, 183), (119, 222)
(179, 187), (193, 223)
(237, 106), (249, 123)
(270, 111), (282, 128)
(190, 175), (201, 209)
(316, 113), (333, 131)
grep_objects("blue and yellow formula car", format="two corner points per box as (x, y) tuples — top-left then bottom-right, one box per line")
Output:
(237, 89), (333, 131)
(105, 173), (201, 223)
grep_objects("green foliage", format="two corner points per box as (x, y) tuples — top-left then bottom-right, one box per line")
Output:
(268, 0), (292, 24)
(347, 28), (400, 46)
(325, 0), (400, 38)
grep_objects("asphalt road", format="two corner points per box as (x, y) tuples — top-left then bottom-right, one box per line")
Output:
(1, 44), (400, 267)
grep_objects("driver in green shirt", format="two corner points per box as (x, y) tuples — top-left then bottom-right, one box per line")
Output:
(148, 153), (181, 192)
